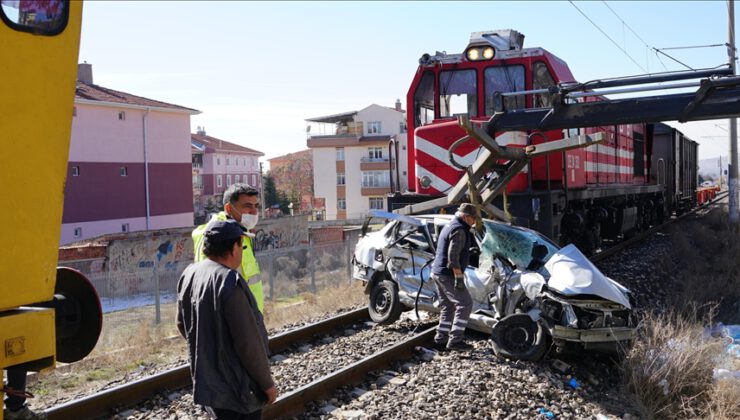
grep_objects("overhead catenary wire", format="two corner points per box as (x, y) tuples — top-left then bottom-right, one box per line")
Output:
(601, 1), (669, 71)
(568, 1), (648, 73)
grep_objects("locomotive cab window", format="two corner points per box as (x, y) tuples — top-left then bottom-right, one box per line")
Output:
(1, 0), (68, 35)
(413, 71), (435, 127)
(532, 61), (556, 108)
(439, 69), (477, 118)
(484, 65), (525, 114)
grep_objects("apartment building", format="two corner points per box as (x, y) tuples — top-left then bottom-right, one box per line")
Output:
(191, 128), (264, 221)
(61, 64), (200, 244)
(307, 102), (407, 220)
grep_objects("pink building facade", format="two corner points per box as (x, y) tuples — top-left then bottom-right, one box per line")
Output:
(60, 64), (200, 245)
(191, 128), (264, 222)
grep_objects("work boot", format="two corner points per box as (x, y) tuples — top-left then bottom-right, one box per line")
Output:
(446, 341), (474, 351)
(4, 405), (47, 420)
(431, 341), (447, 352)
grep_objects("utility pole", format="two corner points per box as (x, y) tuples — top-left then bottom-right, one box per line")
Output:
(259, 161), (266, 218)
(729, 0), (738, 224)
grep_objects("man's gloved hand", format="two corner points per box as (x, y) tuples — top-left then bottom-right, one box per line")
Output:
(454, 274), (465, 290)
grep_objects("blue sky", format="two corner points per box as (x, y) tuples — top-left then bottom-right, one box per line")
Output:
(79, 1), (738, 161)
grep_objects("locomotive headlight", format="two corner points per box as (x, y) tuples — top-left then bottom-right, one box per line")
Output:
(482, 46), (495, 59)
(466, 48), (480, 61)
(466, 46), (495, 61)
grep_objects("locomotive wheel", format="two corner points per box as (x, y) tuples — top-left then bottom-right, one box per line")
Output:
(491, 313), (547, 361)
(368, 279), (402, 325)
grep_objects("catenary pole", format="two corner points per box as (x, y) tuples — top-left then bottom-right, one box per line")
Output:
(729, 0), (738, 224)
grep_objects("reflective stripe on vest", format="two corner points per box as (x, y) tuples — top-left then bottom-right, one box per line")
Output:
(192, 211), (264, 312)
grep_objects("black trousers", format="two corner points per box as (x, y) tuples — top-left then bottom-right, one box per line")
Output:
(3, 367), (27, 411)
(205, 406), (262, 420)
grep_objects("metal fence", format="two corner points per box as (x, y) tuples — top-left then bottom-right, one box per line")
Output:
(83, 236), (360, 324)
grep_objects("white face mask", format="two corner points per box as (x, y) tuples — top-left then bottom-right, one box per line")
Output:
(240, 213), (259, 230)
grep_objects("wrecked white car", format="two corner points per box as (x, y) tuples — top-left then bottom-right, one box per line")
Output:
(351, 211), (636, 361)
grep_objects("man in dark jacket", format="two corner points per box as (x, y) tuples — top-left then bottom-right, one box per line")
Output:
(177, 220), (277, 419)
(430, 203), (477, 351)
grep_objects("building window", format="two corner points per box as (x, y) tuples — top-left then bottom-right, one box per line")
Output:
(121, 223), (130, 233)
(252, 174), (257, 185)
(362, 171), (388, 188)
(368, 147), (383, 160)
(72, 166), (80, 176)
(217, 175), (223, 187)
(235, 175), (240, 183)
(337, 198), (346, 210)
(227, 175), (232, 186)
(73, 227), (82, 238)
(399, 121), (407, 134)
(118, 111), (126, 120)
(367, 121), (382, 134)
(369, 197), (384, 210)
(120, 166), (128, 177)
(226, 158), (230, 165)
(337, 172), (345, 185)
(217, 157), (221, 165)
(336, 147), (345, 161)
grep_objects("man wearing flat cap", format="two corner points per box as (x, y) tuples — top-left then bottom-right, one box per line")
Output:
(430, 203), (477, 351)
(177, 220), (277, 419)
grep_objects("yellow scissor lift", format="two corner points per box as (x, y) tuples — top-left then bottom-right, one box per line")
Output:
(1, 2), (101, 418)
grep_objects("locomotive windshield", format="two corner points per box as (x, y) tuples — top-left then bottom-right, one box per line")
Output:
(484, 65), (526, 114)
(439, 69), (477, 117)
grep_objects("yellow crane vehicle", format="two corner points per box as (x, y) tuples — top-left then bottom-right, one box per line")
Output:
(1, 1), (101, 418)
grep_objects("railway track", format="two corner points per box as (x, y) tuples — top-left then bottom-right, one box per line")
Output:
(44, 191), (727, 419)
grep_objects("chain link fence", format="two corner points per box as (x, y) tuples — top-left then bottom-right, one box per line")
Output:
(79, 235), (360, 324)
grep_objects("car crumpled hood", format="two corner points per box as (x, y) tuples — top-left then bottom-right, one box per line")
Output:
(544, 244), (631, 309)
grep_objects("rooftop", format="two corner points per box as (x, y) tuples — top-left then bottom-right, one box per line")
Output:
(75, 81), (200, 113)
(192, 132), (264, 156)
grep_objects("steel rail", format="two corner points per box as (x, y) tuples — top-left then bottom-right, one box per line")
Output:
(45, 307), (369, 420)
(263, 326), (436, 419)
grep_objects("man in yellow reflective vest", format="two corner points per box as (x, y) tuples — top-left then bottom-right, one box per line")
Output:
(193, 183), (264, 312)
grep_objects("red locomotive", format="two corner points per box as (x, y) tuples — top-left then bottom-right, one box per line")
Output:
(391, 30), (713, 252)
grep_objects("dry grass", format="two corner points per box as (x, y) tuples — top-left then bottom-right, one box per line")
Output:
(263, 282), (365, 329)
(623, 205), (740, 419)
(663, 208), (740, 323)
(622, 309), (730, 419)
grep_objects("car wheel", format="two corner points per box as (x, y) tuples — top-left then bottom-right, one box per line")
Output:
(491, 313), (548, 361)
(368, 279), (402, 325)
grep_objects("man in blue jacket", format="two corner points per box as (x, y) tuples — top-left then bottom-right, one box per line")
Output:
(430, 203), (477, 351)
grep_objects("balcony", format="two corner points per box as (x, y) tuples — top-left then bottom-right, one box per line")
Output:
(360, 157), (395, 171)
(361, 181), (391, 196)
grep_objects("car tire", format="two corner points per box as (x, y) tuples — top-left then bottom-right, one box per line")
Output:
(368, 279), (403, 325)
(491, 313), (548, 361)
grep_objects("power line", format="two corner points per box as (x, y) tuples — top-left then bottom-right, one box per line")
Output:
(569, 1), (648, 72)
(601, 1), (668, 71)
(658, 43), (727, 51)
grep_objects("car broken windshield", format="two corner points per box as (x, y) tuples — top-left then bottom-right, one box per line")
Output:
(479, 221), (559, 272)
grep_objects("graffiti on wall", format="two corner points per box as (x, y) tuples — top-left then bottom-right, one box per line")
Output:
(252, 215), (309, 252)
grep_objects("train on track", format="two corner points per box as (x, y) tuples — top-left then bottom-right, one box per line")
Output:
(389, 30), (722, 253)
